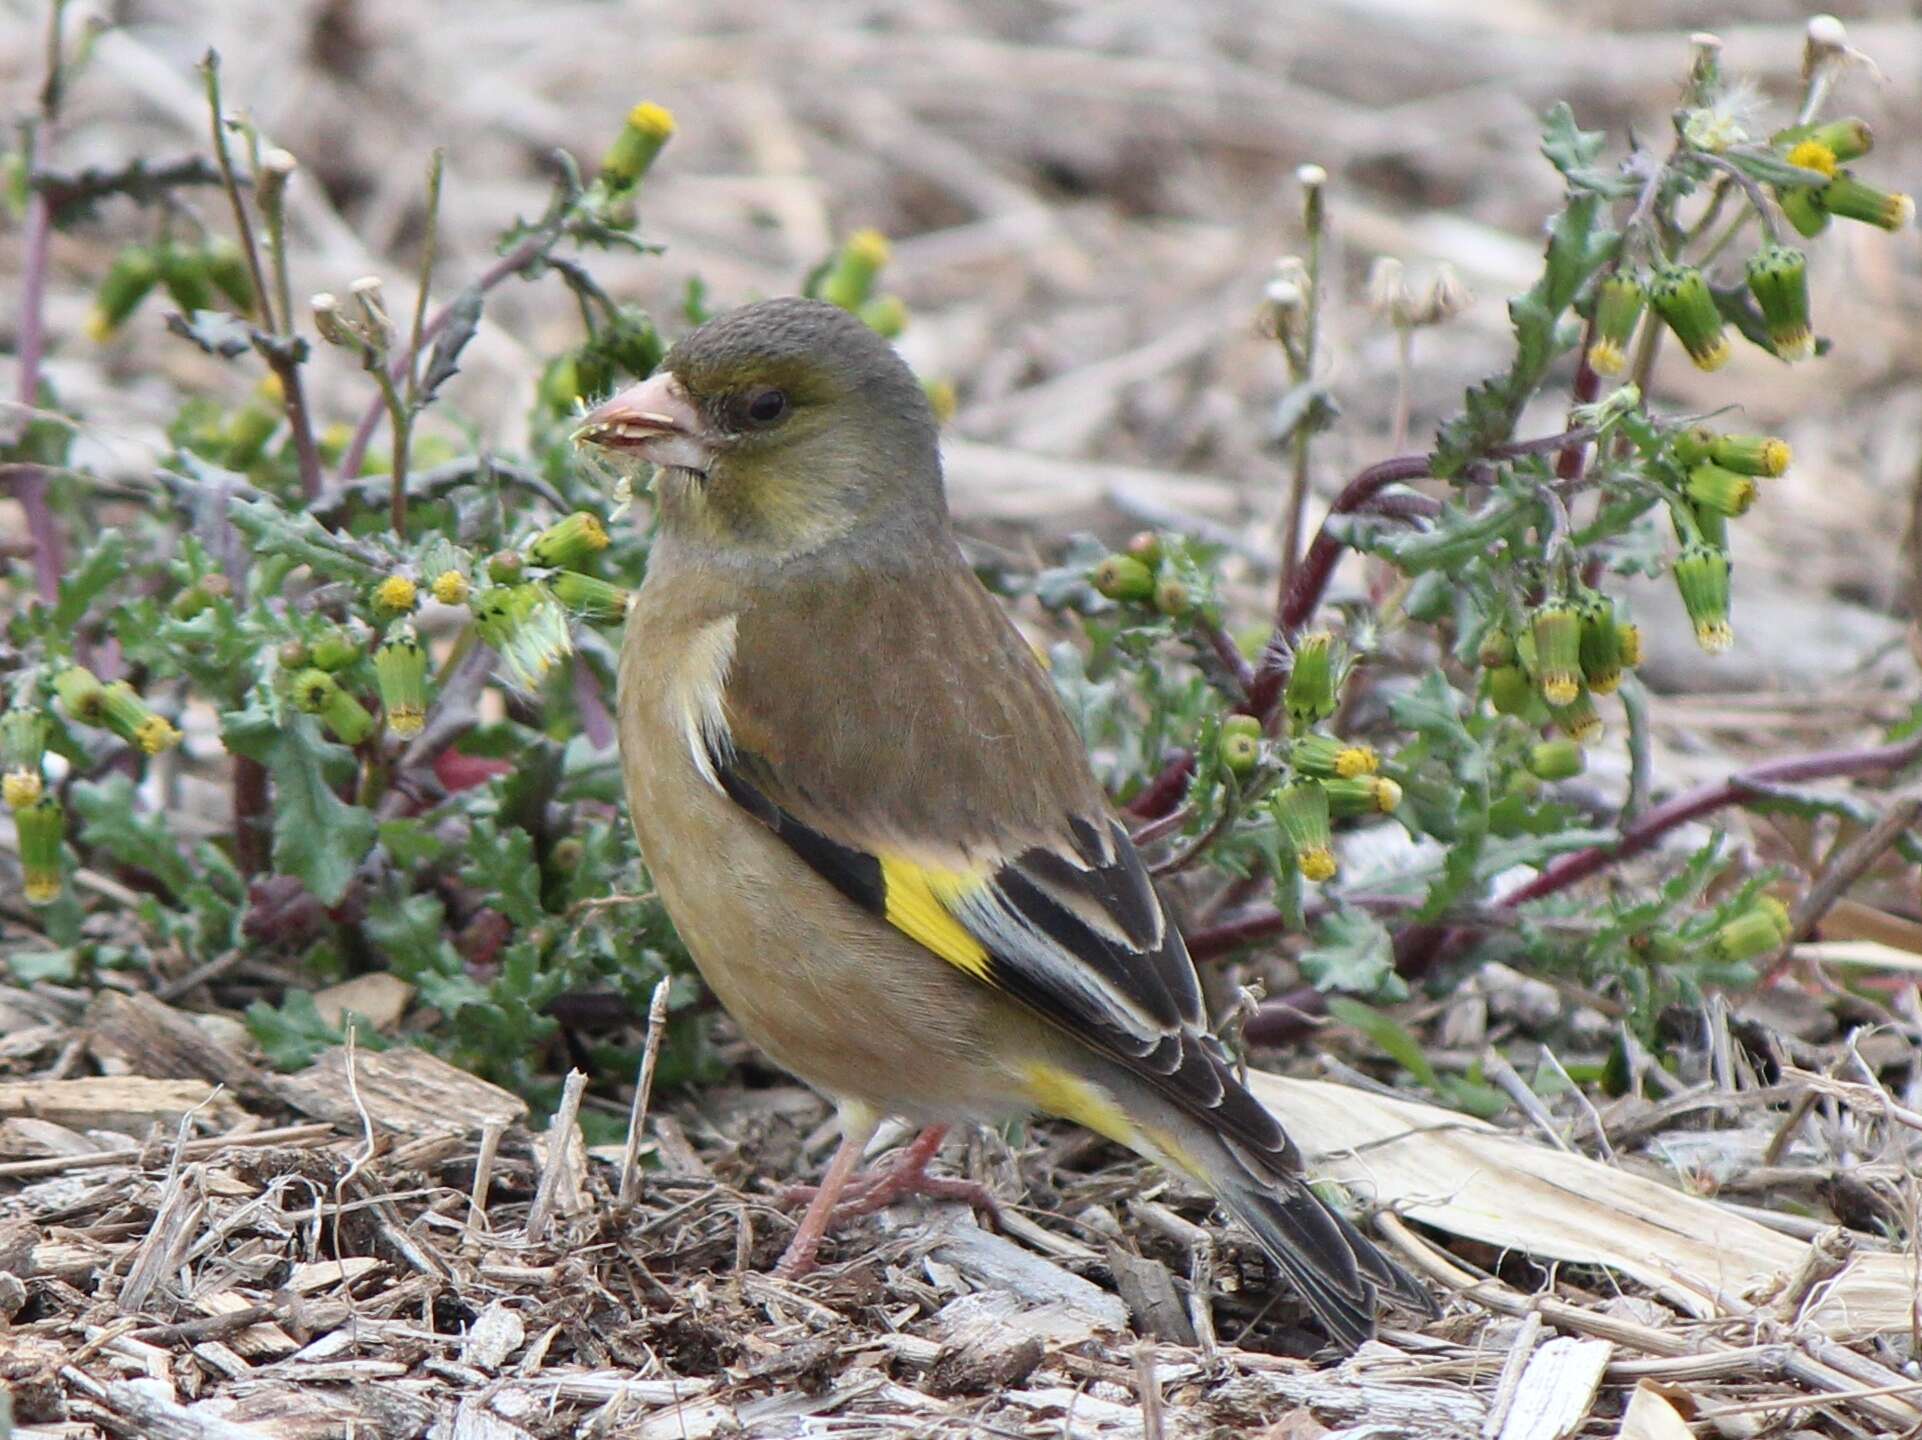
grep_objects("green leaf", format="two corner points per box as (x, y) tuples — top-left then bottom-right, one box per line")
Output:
(223, 493), (385, 583)
(69, 775), (195, 899)
(52, 533), (129, 632)
(461, 817), (544, 927)
(1300, 909), (1404, 999)
(221, 695), (376, 905)
(1434, 107), (1620, 476)
(1325, 997), (1439, 1090)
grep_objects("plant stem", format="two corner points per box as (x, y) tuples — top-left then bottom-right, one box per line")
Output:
(1125, 750), (1196, 820)
(1497, 731), (1922, 909)
(1276, 169), (1326, 594)
(15, 0), (70, 604)
(338, 227), (554, 484)
(201, 51), (321, 501)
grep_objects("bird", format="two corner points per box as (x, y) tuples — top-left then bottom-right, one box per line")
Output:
(575, 296), (1432, 1349)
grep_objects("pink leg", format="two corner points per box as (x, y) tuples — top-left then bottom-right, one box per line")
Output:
(774, 1119), (874, 1279)
(779, 1125), (1000, 1245)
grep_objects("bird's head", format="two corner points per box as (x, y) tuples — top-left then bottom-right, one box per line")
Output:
(576, 297), (943, 559)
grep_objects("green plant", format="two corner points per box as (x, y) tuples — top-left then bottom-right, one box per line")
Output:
(3, 13), (1917, 1121)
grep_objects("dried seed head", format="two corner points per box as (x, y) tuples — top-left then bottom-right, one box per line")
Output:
(1415, 263), (1473, 326)
(1366, 257), (1415, 328)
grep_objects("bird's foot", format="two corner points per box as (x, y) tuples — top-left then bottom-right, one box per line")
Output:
(774, 1125), (999, 1278)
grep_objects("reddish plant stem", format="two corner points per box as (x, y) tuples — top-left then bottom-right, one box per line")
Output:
(1556, 319), (1602, 484)
(336, 231), (551, 485)
(232, 754), (270, 876)
(1247, 426), (1599, 720)
(1125, 750), (1195, 820)
(1497, 731), (1922, 908)
(1232, 732), (1922, 1047)
(1130, 803), (1194, 850)
(1246, 453), (1433, 718)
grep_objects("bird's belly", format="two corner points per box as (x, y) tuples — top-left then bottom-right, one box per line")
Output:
(619, 657), (1035, 1123)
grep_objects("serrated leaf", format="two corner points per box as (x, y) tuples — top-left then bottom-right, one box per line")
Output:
(461, 817), (544, 927)
(52, 533), (128, 631)
(224, 495), (385, 583)
(420, 288), (483, 403)
(221, 698), (376, 905)
(69, 775), (195, 899)
(1300, 909), (1402, 998)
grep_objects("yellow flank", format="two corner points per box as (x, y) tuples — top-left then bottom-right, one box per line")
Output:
(878, 856), (993, 981)
(1020, 1061), (1210, 1185)
(1019, 1062), (1135, 1148)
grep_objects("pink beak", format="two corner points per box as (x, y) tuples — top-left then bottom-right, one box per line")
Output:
(574, 371), (714, 473)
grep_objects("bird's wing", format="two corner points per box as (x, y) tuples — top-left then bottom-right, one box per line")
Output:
(702, 564), (1300, 1173)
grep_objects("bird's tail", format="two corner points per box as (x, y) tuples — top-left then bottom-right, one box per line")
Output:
(1203, 1132), (1436, 1350)
(1083, 1060), (1434, 1350)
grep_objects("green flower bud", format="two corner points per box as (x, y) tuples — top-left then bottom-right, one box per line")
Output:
(1477, 626), (1516, 670)
(550, 571), (632, 624)
(17, 796), (64, 904)
(1125, 531), (1164, 568)
(205, 236), (256, 315)
(1274, 780), (1336, 883)
(858, 294), (908, 339)
(1091, 554), (1155, 602)
(1220, 729), (1261, 777)
(1777, 184), (1830, 238)
(1505, 769), (1543, 802)
(816, 230), (891, 312)
(487, 549), (526, 585)
(278, 639), (311, 670)
(1818, 172), (1914, 231)
(601, 101), (676, 187)
(540, 355), (583, 413)
(1, 710), (49, 811)
(1674, 543), (1733, 654)
(1649, 264), (1730, 372)
(1285, 631), (1339, 728)
(1744, 246), (1813, 363)
(170, 573), (233, 620)
(1530, 601), (1583, 707)
(1548, 689), (1604, 744)
(157, 242), (216, 315)
(529, 511), (611, 571)
(1710, 433), (1791, 478)
(87, 245), (162, 341)
(1291, 733), (1378, 779)
(1526, 739), (1586, 781)
(93, 681), (178, 755)
(310, 625), (366, 673)
(1615, 618), (1643, 670)
(550, 837), (585, 870)
(375, 624), (429, 738)
(1670, 426), (1715, 468)
(1713, 900), (1792, 962)
(1686, 462), (1759, 518)
(1321, 775), (1401, 818)
(290, 668), (376, 745)
(1221, 714), (1263, 743)
(1487, 664), (1535, 717)
(473, 584), (573, 692)
(1577, 594), (1623, 696)
(1589, 271), (1645, 378)
(1153, 576), (1192, 618)
(54, 665), (109, 726)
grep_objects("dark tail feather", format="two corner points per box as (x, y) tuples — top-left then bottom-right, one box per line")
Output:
(1211, 1137), (1435, 1349)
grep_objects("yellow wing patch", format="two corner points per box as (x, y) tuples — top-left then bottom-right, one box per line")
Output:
(878, 856), (993, 981)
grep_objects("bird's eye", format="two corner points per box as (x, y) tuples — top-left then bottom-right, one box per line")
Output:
(744, 387), (788, 426)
